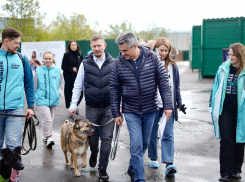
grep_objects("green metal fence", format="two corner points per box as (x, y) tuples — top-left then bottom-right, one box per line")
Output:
(191, 25), (201, 70)
(183, 50), (189, 61)
(65, 39), (120, 59)
(201, 17), (245, 76)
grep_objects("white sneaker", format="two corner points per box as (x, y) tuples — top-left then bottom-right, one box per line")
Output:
(46, 137), (55, 148)
(43, 137), (47, 142)
(148, 159), (159, 168)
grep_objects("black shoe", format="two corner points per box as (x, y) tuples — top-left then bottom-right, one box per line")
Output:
(219, 175), (230, 182)
(127, 168), (134, 182)
(232, 172), (241, 179)
(89, 152), (98, 168)
(99, 167), (109, 181)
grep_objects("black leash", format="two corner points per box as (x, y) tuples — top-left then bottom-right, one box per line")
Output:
(21, 114), (39, 155)
(74, 110), (121, 160)
(75, 111), (114, 127)
(0, 113), (39, 155)
(110, 115), (123, 160)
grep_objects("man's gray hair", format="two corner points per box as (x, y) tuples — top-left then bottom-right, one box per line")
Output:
(115, 32), (138, 48)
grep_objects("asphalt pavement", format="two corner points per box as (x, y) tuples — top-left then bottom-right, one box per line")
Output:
(17, 61), (245, 182)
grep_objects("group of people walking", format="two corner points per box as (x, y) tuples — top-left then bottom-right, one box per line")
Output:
(0, 26), (245, 182)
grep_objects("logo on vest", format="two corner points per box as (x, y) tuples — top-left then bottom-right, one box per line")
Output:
(145, 64), (150, 67)
(11, 63), (19, 69)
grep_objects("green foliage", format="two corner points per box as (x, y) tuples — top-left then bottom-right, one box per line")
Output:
(105, 20), (135, 39)
(47, 13), (101, 41)
(1, 1), (167, 42)
(136, 22), (168, 40)
(1, 0), (47, 42)
(105, 21), (167, 40)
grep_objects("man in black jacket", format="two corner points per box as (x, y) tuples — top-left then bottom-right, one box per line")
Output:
(68, 35), (115, 181)
(110, 32), (172, 182)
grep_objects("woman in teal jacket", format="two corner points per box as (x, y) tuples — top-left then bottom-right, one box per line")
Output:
(34, 50), (64, 148)
(209, 43), (245, 182)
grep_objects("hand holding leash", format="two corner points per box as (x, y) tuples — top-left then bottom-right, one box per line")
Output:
(25, 108), (34, 119)
(68, 109), (76, 118)
(115, 116), (123, 126)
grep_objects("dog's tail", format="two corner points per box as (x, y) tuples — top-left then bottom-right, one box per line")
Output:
(64, 120), (69, 124)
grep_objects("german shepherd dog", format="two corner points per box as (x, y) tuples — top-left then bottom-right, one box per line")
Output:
(60, 119), (94, 176)
(0, 146), (24, 182)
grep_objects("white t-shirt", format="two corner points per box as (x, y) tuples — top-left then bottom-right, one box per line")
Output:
(157, 61), (174, 110)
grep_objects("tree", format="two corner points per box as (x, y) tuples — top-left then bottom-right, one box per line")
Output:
(1, 0), (47, 42)
(105, 20), (135, 39)
(47, 13), (101, 41)
(136, 22), (168, 40)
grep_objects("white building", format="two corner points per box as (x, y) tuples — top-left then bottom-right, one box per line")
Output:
(166, 31), (191, 51)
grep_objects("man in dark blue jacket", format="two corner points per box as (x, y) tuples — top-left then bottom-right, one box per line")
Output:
(68, 35), (115, 181)
(110, 32), (172, 182)
(0, 28), (34, 155)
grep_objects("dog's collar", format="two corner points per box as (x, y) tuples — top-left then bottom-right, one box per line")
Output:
(0, 174), (9, 182)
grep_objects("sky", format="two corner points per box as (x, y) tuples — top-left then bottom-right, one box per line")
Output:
(1, 0), (245, 32)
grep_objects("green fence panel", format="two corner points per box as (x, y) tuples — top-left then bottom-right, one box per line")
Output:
(192, 25), (201, 69)
(104, 39), (120, 58)
(183, 50), (189, 61)
(65, 39), (120, 59)
(201, 17), (245, 77)
(18, 42), (21, 53)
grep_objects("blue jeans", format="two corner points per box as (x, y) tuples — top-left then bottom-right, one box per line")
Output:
(0, 108), (24, 156)
(124, 112), (156, 182)
(148, 111), (175, 163)
(148, 108), (164, 160)
(161, 113), (174, 163)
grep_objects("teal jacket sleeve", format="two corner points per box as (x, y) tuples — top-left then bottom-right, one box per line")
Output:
(23, 55), (35, 107)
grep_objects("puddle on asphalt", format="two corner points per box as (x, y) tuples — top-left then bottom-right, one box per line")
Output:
(193, 90), (211, 93)
(178, 118), (213, 125)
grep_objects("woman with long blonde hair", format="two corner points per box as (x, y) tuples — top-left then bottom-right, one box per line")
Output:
(34, 50), (64, 148)
(209, 43), (245, 181)
(147, 37), (183, 177)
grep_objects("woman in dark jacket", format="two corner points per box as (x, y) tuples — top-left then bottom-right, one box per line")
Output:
(147, 37), (183, 177)
(61, 40), (83, 110)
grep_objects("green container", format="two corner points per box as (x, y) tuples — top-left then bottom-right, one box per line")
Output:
(65, 39), (120, 59)
(201, 17), (245, 76)
(191, 26), (201, 70)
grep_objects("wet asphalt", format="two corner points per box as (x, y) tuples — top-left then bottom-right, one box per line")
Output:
(17, 61), (245, 182)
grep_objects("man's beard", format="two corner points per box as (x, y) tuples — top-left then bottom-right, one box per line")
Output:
(9, 49), (17, 54)
(94, 54), (102, 58)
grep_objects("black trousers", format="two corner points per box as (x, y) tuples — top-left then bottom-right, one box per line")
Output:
(219, 108), (244, 177)
(64, 75), (83, 109)
(86, 105), (115, 169)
